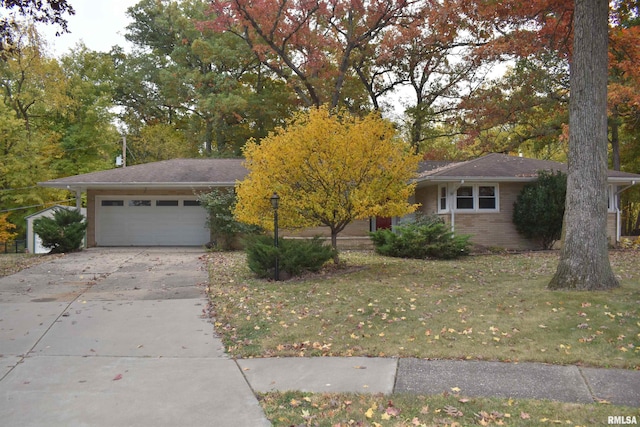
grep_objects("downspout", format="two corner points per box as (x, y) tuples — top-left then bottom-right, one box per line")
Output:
(450, 180), (465, 233)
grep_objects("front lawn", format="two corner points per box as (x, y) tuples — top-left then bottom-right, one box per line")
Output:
(258, 391), (635, 427)
(207, 250), (639, 369)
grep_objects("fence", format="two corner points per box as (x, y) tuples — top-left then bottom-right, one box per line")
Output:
(1, 240), (27, 254)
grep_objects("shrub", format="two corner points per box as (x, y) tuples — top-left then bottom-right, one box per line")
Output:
(198, 189), (261, 250)
(512, 170), (566, 250)
(244, 235), (336, 279)
(33, 208), (86, 254)
(370, 214), (471, 260)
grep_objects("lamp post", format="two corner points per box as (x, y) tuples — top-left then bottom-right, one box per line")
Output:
(270, 192), (280, 281)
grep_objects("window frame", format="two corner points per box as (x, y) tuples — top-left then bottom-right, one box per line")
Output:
(438, 183), (500, 213)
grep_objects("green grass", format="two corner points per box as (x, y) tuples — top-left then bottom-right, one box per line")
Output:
(207, 250), (640, 369)
(258, 391), (638, 426)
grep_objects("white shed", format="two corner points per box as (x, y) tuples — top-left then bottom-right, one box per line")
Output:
(25, 205), (87, 254)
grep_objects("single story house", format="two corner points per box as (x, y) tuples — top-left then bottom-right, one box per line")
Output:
(414, 153), (640, 250)
(38, 154), (640, 250)
(25, 205), (87, 253)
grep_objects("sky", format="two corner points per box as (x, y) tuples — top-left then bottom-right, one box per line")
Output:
(42, 0), (139, 56)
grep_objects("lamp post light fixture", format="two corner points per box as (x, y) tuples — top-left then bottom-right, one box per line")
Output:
(270, 192), (280, 281)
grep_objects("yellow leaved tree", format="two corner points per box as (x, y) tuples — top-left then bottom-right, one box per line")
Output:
(234, 106), (421, 258)
(0, 213), (17, 243)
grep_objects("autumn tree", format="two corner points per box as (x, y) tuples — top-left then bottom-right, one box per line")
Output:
(204, 0), (416, 110)
(117, 0), (294, 156)
(380, 0), (493, 150)
(0, 213), (17, 242)
(549, 0), (619, 290)
(234, 106), (421, 259)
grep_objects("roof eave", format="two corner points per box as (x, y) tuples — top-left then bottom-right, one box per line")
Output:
(38, 182), (238, 191)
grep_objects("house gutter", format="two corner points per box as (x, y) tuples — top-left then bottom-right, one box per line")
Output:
(39, 182), (239, 191)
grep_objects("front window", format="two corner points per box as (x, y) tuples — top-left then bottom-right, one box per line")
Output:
(439, 186), (448, 211)
(456, 186), (474, 209)
(478, 186), (496, 209)
(446, 184), (499, 212)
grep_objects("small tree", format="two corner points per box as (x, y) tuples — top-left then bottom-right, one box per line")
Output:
(512, 170), (566, 250)
(33, 208), (86, 254)
(234, 106), (422, 262)
(0, 213), (18, 242)
(198, 189), (260, 250)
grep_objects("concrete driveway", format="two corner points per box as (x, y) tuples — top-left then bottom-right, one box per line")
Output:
(0, 248), (270, 427)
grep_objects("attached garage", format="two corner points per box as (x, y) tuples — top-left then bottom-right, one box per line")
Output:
(95, 196), (207, 246)
(38, 158), (248, 248)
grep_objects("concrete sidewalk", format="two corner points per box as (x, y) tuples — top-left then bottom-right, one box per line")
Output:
(238, 357), (640, 408)
(1, 248), (638, 427)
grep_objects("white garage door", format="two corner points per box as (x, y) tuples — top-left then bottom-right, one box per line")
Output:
(96, 196), (209, 246)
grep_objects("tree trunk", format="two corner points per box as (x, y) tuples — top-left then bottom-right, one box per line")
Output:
(548, 0), (619, 290)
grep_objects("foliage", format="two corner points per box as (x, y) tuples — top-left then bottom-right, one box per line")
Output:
(198, 189), (260, 250)
(116, 0), (295, 156)
(235, 106), (421, 256)
(205, 0), (409, 109)
(0, 0), (74, 51)
(0, 26), (117, 236)
(0, 213), (17, 242)
(370, 214), (471, 259)
(244, 235), (336, 279)
(512, 170), (567, 250)
(207, 250), (640, 368)
(32, 208), (86, 253)
(619, 236), (640, 250)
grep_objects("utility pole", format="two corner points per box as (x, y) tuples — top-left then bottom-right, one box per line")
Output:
(122, 136), (127, 168)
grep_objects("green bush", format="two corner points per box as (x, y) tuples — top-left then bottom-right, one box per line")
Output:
(33, 208), (87, 254)
(370, 214), (471, 260)
(198, 189), (261, 250)
(244, 235), (336, 279)
(512, 170), (566, 250)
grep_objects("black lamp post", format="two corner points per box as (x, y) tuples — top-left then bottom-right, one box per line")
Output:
(270, 192), (280, 281)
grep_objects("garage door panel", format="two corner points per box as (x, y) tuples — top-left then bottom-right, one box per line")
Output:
(96, 197), (209, 246)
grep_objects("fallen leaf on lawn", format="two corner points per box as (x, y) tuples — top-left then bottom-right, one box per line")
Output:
(385, 406), (401, 416)
(538, 324), (548, 329)
(444, 405), (463, 417)
(365, 407), (374, 419)
(520, 412), (531, 419)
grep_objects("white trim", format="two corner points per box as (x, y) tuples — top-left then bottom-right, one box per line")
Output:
(450, 183), (500, 213)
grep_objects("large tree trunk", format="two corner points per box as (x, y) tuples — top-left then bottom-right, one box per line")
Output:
(548, 0), (619, 290)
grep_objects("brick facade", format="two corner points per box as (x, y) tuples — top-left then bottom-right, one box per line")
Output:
(415, 183), (618, 250)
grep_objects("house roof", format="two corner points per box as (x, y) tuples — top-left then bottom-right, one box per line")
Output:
(38, 154), (640, 191)
(25, 205), (86, 220)
(417, 153), (640, 184)
(39, 158), (248, 191)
